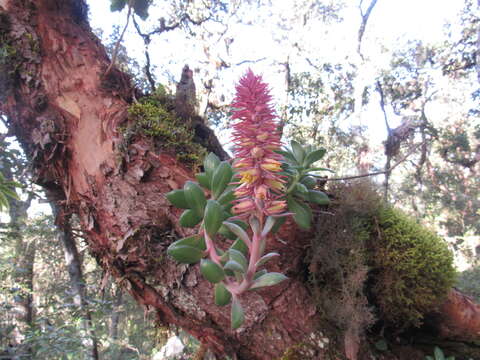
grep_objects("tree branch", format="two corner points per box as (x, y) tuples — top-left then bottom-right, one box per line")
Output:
(357, 0), (378, 58)
(105, 1), (132, 76)
(317, 143), (423, 182)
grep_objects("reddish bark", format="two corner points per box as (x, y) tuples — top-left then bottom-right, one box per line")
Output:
(436, 289), (480, 342)
(1, 1), (480, 359)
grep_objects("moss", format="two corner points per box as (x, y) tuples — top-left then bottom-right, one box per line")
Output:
(122, 90), (205, 168)
(309, 181), (456, 336)
(369, 206), (456, 329)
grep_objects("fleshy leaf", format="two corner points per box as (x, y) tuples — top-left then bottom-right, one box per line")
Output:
(166, 189), (190, 209)
(204, 153), (221, 179)
(255, 252), (280, 267)
(211, 161), (233, 199)
(184, 181), (206, 218)
(290, 140), (306, 164)
(304, 148), (326, 166)
(179, 209), (202, 228)
(228, 249), (248, 272)
(231, 297), (245, 330)
(224, 260), (245, 274)
(223, 221), (251, 247)
(195, 173), (211, 189)
(306, 190), (330, 205)
(204, 200), (223, 236)
(200, 259), (225, 283)
(250, 272), (288, 290)
(167, 245), (203, 264)
(287, 196), (312, 229)
(214, 283), (232, 306)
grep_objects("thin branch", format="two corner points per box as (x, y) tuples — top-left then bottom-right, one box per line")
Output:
(357, 0), (378, 59)
(132, 15), (156, 92)
(376, 80), (391, 134)
(317, 143), (423, 182)
(105, 2), (132, 76)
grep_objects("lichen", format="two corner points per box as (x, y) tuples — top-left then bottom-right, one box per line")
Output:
(121, 88), (205, 168)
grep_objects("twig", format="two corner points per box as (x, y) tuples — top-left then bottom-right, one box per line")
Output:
(316, 143), (423, 182)
(105, 2), (132, 76)
(357, 0), (378, 59)
(132, 15), (156, 92)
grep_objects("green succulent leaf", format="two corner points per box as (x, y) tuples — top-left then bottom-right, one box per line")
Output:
(304, 148), (326, 167)
(200, 259), (225, 283)
(255, 252), (280, 267)
(218, 224), (238, 240)
(230, 237), (249, 255)
(217, 188), (236, 205)
(275, 149), (298, 164)
(228, 249), (248, 272)
(251, 272), (288, 290)
(261, 216), (276, 237)
(179, 209), (202, 228)
(253, 269), (268, 280)
(301, 175), (317, 189)
(183, 181), (206, 218)
(204, 153), (221, 179)
(231, 297), (245, 330)
(223, 221), (251, 247)
(290, 140), (306, 164)
(195, 172), (211, 189)
(306, 190), (330, 205)
(294, 183), (309, 196)
(204, 200), (223, 237)
(166, 189), (190, 209)
(169, 235), (206, 251)
(434, 347), (445, 360)
(214, 283), (232, 306)
(287, 196), (312, 229)
(167, 245), (204, 264)
(224, 260), (245, 274)
(211, 161), (233, 199)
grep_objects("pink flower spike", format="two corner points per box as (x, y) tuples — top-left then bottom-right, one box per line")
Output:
(230, 70), (286, 216)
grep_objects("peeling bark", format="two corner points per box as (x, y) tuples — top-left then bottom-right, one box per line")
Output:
(1, 1), (480, 359)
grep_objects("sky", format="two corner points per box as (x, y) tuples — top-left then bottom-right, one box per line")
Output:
(86, 0), (466, 142)
(28, 0), (469, 218)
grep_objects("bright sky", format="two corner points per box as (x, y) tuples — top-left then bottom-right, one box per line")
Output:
(86, 0), (466, 141)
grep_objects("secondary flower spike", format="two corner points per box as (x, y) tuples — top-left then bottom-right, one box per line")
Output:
(231, 70), (286, 216)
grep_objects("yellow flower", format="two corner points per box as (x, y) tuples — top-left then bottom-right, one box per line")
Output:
(265, 201), (287, 215)
(239, 169), (259, 184)
(265, 179), (285, 191)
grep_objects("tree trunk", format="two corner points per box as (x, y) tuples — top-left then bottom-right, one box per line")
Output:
(0, 1), (479, 359)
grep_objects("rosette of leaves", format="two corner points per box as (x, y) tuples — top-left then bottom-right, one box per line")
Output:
(276, 140), (332, 229)
(165, 153), (288, 329)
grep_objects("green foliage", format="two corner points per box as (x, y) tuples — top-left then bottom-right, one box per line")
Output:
(279, 140), (332, 229)
(425, 346), (455, 360)
(109, 0), (153, 20)
(124, 92), (205, 167)
(370, 206), (456, 329)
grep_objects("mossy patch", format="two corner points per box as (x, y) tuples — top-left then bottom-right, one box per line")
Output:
(308, 181), (456, 338)
(369, 206), (456, 329)
(121, 87), (205, 167)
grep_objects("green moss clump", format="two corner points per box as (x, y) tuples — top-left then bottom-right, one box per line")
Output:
(369, 206), (456, 329)
(123, 89), (205, 167)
